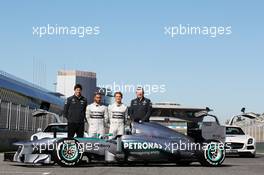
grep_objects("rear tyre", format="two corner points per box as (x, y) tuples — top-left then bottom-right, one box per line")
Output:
(53, 138), (83, 167)
(199, 141), (225, 167)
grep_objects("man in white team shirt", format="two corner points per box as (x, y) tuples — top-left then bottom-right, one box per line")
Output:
(86, 92), (108, 137)
(108, 91), (128, 137)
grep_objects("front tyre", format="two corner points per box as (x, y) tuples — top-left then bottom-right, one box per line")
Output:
(199, 141), (225, 167)
(54, 138), (83, 167)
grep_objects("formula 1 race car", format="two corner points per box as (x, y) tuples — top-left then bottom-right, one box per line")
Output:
(13, 106), (226, 167)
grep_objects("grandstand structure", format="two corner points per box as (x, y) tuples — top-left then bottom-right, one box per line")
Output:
(0, 71), (65, 151)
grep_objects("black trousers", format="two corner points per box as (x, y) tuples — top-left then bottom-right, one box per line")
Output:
(68, 122), (84, 138)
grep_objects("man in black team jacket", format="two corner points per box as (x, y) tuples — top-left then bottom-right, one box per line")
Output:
(130, 87), (152, 122)
(63, 84), (87, 138)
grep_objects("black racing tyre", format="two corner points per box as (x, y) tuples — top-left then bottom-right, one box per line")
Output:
(199, 141), (225, 167)
(53, 138), (83, 167)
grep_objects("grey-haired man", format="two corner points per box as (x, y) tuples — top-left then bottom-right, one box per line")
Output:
(129, 87), (152, 123)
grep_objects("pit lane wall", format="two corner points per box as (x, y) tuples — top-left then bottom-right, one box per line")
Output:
(241, 125), (264, 153)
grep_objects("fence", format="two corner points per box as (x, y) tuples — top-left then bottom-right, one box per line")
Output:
(0, 99), (57, 131)
(241, 125), (264, 143)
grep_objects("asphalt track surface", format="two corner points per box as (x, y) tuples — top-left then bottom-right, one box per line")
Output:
(1, 154), (264, 175)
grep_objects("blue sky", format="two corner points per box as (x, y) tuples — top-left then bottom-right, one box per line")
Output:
(0, 0), (263, 123)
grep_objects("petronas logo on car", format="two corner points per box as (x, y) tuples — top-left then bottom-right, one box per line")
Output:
(124, 142), (162, 150)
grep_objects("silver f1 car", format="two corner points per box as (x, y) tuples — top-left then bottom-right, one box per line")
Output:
(13, 107), (226, 167)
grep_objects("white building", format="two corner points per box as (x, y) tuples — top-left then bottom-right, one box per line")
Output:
(56, 70), (97, 103)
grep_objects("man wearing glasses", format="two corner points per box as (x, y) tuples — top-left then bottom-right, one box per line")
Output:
(130, 87), (152, 123)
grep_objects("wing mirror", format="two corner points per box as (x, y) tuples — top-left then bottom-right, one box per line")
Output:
(37, 128), (42, 132)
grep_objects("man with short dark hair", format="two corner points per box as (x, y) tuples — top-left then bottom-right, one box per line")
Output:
(86, 92), (108, 137)
(130, 87), (152, 122)
(63, 84), (87, 138)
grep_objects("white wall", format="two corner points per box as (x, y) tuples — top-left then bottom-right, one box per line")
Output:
(56, 75), (76, 98)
